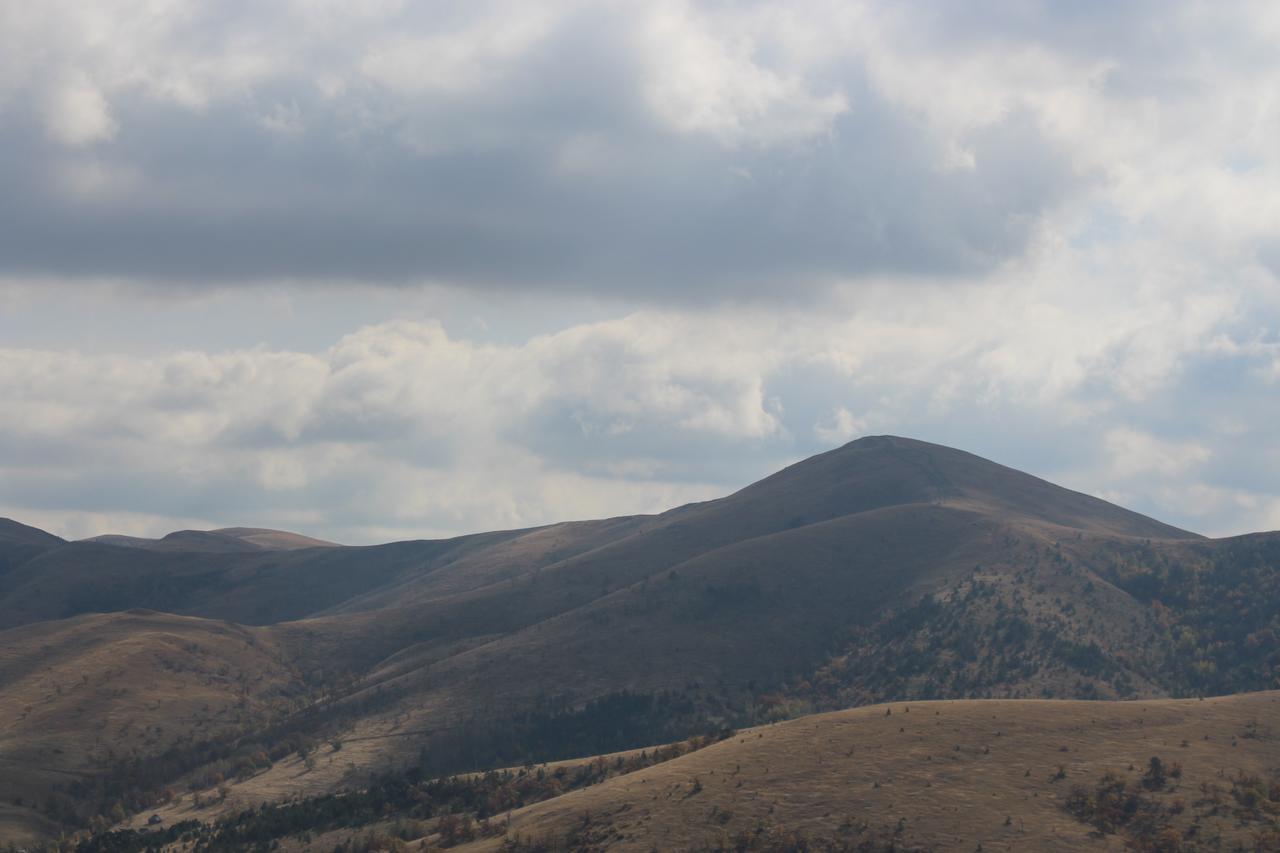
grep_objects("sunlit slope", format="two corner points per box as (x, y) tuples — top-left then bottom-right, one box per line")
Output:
(459, 693), (1280, 852)
(0, 610), (302, 841)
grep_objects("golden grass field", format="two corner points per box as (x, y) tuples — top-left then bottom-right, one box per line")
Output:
(0, 610), (298, 844)
(439, 693), (1279, 852)
(132, 693), (1277, 851)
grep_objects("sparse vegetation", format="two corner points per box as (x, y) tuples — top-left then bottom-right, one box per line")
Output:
(1065, 758), (1280, 851)
(65, 732), (731, 852)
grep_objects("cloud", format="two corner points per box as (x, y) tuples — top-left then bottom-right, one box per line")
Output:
(0, 315), (793, 540)
(814, 407), (866, 444)
(636, 2), (849, 144)
(2, 263), (1279, 543)
(42, 73), (117, 146)
(1103, 428), (1210, 479)
(0, 0), (1093, 296)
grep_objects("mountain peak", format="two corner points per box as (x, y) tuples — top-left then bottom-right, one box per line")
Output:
(734, 435), (1199, 540)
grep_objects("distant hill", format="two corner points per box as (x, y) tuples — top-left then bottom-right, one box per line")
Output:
(83, 526), (338, 552)
(1, 436), (1276, 845)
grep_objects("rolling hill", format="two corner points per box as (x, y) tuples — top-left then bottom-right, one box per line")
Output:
(1, 436), (1277, 847)
(83, 527), (340, 553)
(459, 692), (1280, 852)
(109, 692), (1280, 851)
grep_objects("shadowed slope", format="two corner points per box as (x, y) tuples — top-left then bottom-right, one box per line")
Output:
(318, 438), (1203, 723)
(0, 437), (1198, 635)
(0, 518), (65, 578)
(724, 435), (1198, 540)
(0, 518), (64, 547)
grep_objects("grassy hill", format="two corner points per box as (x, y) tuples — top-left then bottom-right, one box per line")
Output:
(94, 693), (1280, 852)
(0, 610), (305, 844)
(1, 436), (1277, 845)
(465, 692), (1280, 852)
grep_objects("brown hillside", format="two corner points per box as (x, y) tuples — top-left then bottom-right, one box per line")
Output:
(458, 693), (1280, 852)
(0, 611), (303, 844)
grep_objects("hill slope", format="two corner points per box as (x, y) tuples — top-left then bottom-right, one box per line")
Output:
(0, 610), (305, 843)
(0, 518), (65, 547)
(457, 692), (1280, 852)
(106, 693), (1280, 852)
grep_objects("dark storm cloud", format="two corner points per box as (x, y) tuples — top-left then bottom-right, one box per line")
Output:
(0, 4), (1083, 299)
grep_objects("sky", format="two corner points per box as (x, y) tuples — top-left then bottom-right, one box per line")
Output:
(2, 0), (1279, 544)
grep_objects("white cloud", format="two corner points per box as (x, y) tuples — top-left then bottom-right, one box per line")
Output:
(2, 267), (1276, 544)
(636, 1), (848, 144)
(1104, 428), (1210, 479)
(814, 407), (866, 444)
(42, 73), (116, 146)
(359, 8), (556, 96)
(0, 315), (794, 540)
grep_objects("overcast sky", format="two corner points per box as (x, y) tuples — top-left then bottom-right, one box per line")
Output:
(2, 0), (1279, 544)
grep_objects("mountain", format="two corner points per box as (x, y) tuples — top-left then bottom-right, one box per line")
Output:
(1, 436), (1276, 846)
(0, 517), (65, 547)
(696, 434), (1195, 540)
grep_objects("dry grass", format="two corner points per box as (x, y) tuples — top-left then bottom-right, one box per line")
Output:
(453, 693), (1280, 852)
(0, 610), (299, 840)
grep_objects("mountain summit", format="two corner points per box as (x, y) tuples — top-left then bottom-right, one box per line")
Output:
(734, 435), (1198, 539)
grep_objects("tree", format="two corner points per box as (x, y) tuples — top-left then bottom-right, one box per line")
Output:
(1142, 757), (1166, 791)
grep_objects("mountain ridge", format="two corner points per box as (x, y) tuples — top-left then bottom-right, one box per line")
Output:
(0, 436), (1274, 846)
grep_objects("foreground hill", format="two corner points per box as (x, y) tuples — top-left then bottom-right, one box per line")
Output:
(0, 611), (305, 845)
(464, 692), (1280, 852)
(103, 693), (1280, 851)
(2, 436), (1278, 845)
